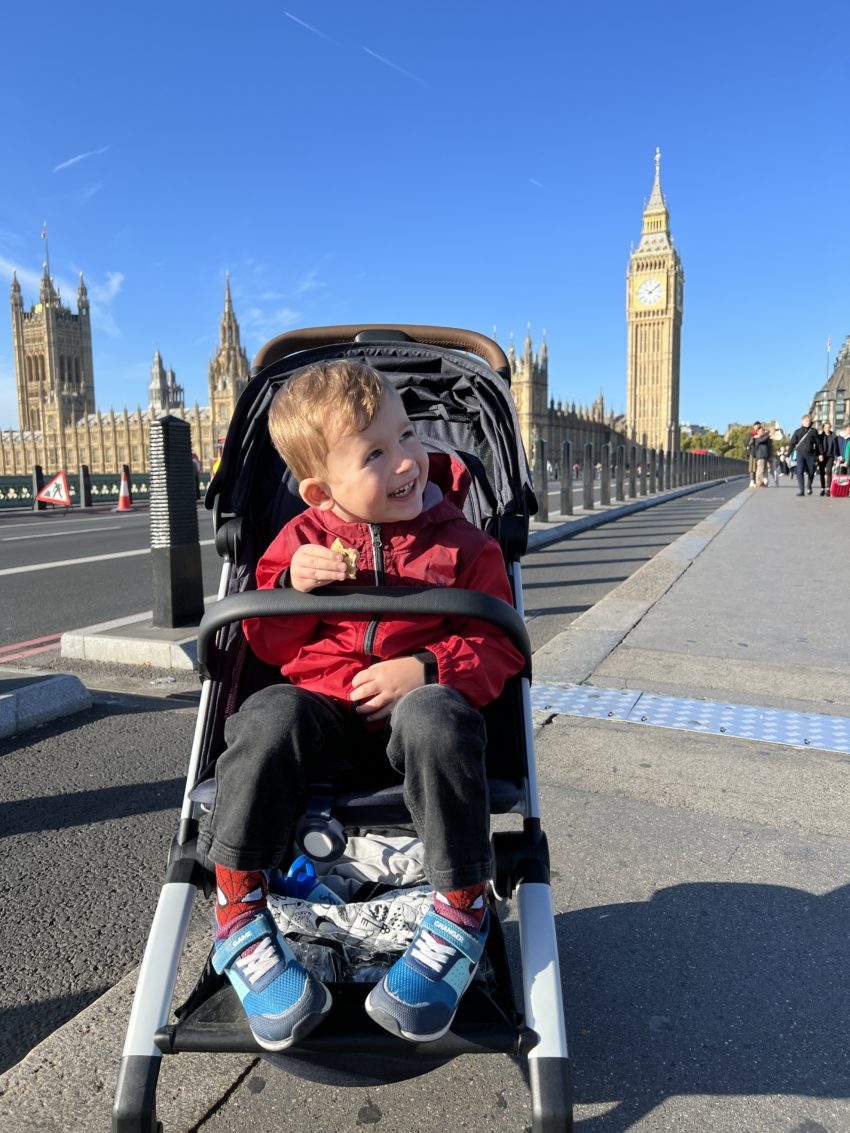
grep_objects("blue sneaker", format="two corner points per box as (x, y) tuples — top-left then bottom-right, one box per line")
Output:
(365, 907), (488, 1042)
(212, 908), (332, 1051)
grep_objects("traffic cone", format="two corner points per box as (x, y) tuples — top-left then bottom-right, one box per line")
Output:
(112, 468), (134, 513)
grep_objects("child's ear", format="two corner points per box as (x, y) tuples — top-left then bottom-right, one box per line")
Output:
(298, 477), (335, 510)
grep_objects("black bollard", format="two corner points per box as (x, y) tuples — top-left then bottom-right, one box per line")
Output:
(149, 416), (205, 628)
(582, 442), (594, 510)
(32, 465), (45, 511)
(79, 464), (93, 509)
(615, 446), (625, 501)
(534, 439), (549, 522)
(600, 443), (611, 505)
(560, 440), (573, 515)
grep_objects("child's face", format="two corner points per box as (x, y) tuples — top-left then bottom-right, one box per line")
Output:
(319, 389), (429, 524)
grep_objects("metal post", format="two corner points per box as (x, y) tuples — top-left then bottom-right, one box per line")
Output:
(534, 439), (549, 523)
(600, 443), (611, 505)
(32, 464), (45, 511)
(149, 416), (205, 628)
(628, 445), (637, 499)
(648, 448), (656, 494)
(664, 449), (672, 490)
(615, 445), (625, 501)
(582, 442), (594, 509)
(79, 464), (92, 508)
(560, 440), (573, 515)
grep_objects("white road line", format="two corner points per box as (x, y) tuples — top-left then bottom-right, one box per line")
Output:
(0, 539), (216, 577)
(2, 525), (121, 541)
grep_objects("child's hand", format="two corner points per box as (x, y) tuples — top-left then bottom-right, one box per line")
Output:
(350, 657), (427, 721)
(289, 543), (348, 592)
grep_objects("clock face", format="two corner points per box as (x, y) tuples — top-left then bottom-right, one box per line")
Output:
(637, 278), (663, 306)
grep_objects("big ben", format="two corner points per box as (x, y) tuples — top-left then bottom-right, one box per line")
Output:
(626, 148), (684, 453)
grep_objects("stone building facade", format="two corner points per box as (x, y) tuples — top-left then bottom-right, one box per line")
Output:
(2, 269), (249, 477)
(811, 338), (850, 430)
(509, 329), (629, 473)
(4, 247), (633, 483)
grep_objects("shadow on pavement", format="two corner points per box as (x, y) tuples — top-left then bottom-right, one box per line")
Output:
(0, 776), (185, 837)
(552, 881), (850, 1129)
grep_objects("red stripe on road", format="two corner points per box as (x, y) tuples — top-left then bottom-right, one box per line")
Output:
(0, 642), (63, 664)
(0, 634), (62, 654)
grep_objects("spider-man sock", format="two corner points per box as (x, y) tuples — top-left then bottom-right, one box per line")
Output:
(434, 882), (488, 933)
(214, 866), (268, 942)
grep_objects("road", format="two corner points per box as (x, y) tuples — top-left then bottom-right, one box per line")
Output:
(0, 483), (743, 1076)
(0, 503), (223, 661)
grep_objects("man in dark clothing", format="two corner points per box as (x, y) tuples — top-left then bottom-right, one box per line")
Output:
(787, 414), (818, 495)
(753, 426), (773, 488)
(816, 422), (841, 495)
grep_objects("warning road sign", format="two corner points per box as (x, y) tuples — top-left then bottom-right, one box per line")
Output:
(37, 470), (72, 507)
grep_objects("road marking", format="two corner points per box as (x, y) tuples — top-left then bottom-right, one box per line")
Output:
(0, 642), (63, 664)
(2, 525), (121, 541)
(0, 539), (216, 576)
(0, 634), (62, 654)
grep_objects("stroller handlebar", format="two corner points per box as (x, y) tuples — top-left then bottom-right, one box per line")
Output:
(251, 324), (511, 382)
(196, 586), (531, 681)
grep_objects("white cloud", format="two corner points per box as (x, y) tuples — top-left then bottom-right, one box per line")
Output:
(292, 270), (324, 297)
(0, 255), (124, 339)
(53, 146), (110, 173)
(240, 305), (302, 343)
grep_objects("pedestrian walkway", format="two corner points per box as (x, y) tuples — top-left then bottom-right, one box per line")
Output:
(3, 475), (850, 1132)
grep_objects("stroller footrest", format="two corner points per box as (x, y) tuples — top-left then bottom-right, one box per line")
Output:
(156, 982), (519, 1059)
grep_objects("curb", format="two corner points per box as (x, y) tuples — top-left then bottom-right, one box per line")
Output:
(531, 485), (752, 688)
(0, 672), (92, 739)
(526, 476), (745, 552)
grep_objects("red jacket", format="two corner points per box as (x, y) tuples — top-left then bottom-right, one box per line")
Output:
(244, 454), (525, 710)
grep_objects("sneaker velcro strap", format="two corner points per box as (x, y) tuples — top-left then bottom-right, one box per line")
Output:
(419, 909), (486, 964)
(212, 909), (276, 974)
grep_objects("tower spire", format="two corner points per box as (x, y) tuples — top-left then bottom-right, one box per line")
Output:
(638, 148), (671, 249)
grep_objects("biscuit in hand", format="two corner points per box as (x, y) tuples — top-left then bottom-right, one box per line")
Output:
(330, 538), (359, 580)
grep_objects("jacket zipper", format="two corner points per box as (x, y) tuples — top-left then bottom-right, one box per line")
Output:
(363, 524), (384, 655)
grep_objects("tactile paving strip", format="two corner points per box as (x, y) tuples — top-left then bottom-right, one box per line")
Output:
(530, 683), (850, 755)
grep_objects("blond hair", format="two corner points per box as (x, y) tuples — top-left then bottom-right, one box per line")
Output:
(268, 359), (391, 482)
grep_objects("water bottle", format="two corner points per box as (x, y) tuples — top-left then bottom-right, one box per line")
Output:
(273, 854), (344, 904)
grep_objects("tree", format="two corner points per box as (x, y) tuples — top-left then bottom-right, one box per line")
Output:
(681, 430), (726, 454)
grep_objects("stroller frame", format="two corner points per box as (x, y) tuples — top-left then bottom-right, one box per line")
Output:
(112, 325), (572, 1132)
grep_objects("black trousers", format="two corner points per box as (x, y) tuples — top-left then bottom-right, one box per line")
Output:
(198, 682), (492, 892)
(796, 454), (816, 493)
(818, 457), (835, 492)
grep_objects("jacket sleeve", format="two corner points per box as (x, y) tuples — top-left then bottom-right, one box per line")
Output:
(419, 537), (526, 709)
(242, 525), (320, 666)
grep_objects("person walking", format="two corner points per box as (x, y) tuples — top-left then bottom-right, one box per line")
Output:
(753, 425), (773, 488)
(787, 414), (818, 496)
(816, 422), (840, 495)
(746, 421), (761, 488)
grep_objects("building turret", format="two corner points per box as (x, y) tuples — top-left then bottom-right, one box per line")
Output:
(208, 273), (250, 448)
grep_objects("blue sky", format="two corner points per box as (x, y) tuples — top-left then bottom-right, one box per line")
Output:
(1, 0), (848, 438)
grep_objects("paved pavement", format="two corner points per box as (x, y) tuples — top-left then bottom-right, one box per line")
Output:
(4, 475), (850, 1132)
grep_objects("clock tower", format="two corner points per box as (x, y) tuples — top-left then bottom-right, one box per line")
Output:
(626, 149), (684, 452)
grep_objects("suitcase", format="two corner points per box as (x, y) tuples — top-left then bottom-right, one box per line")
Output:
(830, 467), (850, 497)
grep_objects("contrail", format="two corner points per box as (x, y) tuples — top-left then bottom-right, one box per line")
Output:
(362, 47), (425, 85)
(53, 146), (109, 173)
(284, 11), (333, 40)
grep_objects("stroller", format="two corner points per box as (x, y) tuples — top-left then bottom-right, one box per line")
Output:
(112, 325), (573, 1132)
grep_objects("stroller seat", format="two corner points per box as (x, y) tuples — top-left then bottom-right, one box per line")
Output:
(112, 325), (573, 1132)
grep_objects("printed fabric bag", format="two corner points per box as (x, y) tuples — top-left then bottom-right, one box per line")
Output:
(830, 465), (850, 498)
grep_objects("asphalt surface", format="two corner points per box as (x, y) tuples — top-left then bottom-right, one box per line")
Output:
(4, 476), (850, 1132)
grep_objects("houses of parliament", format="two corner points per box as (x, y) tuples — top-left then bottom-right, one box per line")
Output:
(1, 154), (684, 477)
